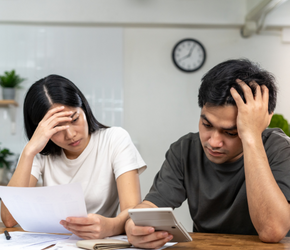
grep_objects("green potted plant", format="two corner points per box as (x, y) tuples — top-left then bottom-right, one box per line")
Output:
(268, 114), (290, 136)
(0, 69), (26, 100)
(0, 144), (14, 184)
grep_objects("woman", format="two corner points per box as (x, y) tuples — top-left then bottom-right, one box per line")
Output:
(1, 75), (146, 239)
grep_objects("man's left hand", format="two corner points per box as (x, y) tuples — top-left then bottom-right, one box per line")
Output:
(230, 79), (273, 142)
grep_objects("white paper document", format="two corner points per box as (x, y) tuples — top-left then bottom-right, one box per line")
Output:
(0, 183), (87, 233)
(0, 231), (70, 250)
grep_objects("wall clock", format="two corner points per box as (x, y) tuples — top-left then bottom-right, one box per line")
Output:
(172, 38), (206, 73)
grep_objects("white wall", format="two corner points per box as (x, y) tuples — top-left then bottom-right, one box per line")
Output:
(1, 0), (290, 231)
(0, 0), (246, 25)
(1, 0), (290, 26)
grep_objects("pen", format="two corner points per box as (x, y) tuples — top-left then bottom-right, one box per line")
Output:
(4, 230), (11, 240)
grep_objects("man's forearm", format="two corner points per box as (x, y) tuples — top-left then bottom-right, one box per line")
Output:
(133, 200), (158, 209)
(243, 137), (290, 242)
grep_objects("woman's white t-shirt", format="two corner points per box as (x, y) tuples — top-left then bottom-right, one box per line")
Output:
(31, 127), (146, 217)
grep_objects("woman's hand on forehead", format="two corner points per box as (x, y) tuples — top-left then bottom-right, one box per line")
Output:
(26, 106), (74, 156)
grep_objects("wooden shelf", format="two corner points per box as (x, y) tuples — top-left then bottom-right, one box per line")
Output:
(0, 100), (18, 107)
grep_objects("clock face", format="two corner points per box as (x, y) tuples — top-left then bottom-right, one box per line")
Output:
(172, 38), (206, 73)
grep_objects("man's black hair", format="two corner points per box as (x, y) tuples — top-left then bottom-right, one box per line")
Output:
(198, 59), (277, 113)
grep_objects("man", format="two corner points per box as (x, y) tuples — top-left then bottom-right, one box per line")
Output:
(125, 59), (290, 248)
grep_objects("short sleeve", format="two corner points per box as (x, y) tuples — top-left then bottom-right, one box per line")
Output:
(30, 153), (45, 181)
(145, 139), (187, 208)
(264, 129), (290, 202)
(110, 127), (146, 179)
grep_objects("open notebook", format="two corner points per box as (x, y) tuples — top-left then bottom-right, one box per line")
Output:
(76, 238), (131, 250)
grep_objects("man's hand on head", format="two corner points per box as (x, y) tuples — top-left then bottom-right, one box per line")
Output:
(230, 79), (273, 143)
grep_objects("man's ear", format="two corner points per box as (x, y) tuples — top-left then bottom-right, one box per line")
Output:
(268, 112), (274, 127)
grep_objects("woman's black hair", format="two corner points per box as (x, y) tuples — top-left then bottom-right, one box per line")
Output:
(24, 74), (108, 156)
(198, 59), (277, 113)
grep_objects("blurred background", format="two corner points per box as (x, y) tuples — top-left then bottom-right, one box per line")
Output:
(0, 0), (290, 231)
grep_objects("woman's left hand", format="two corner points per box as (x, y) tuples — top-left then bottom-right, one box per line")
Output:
(60, 213), (114, 239)
(60, 170), (142, 239)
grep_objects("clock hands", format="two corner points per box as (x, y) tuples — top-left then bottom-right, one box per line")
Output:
(188, 43), (196, 57)
(178, 44), (196, 62)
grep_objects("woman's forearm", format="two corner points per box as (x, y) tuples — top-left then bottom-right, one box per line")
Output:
(8, 145), (36, 187)
(1, 145), (38, 227)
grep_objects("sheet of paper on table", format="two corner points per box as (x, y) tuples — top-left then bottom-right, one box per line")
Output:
(49, 234), (177, 250)
(0, 183), (87, 233)
(0, 231), (70, 250)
